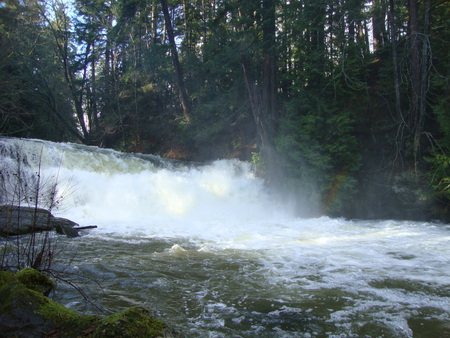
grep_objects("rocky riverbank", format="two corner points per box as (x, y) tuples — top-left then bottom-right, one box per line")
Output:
(0, 268), (184, 337)
(0, 206), (184, 336)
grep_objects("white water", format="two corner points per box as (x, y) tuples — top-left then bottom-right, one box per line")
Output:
(1, 137), (449, 337)
(0, 137), (286, 231)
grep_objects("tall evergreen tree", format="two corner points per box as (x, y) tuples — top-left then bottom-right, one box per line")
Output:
(1, 0), (448, 218)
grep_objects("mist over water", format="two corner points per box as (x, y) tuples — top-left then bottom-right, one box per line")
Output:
(1, 137), (449, 337)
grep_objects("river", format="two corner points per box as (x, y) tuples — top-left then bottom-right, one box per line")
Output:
(1, 137), (449, 337)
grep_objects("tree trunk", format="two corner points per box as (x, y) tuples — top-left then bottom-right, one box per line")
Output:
(240, 0), (278, 179)
(262, 0), (277, 138)
(372, 0), (385, 51)
(151, 5), (158, 45)
(388, 0), (402, 122)
(161, 0), (192, 123)
(408, 0), (421, 137)
(240, 53), (267, 149)
(413, 0), (431, 159)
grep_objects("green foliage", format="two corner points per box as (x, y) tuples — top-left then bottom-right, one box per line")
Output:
(427, 70), (450, 204)
(0, 0), (78, 140)
(250, 150), (267, 176)
(276, 94), (359, 215)
(432, 90), (450, 149)
(426, 153), (450, 201)
(251, 150), (263, 167)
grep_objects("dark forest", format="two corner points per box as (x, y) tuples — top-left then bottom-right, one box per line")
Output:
(1, 0), (449, 220)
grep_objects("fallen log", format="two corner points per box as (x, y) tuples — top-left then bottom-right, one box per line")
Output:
(55, 225), (97, 238)
(73, 225), (98, 230)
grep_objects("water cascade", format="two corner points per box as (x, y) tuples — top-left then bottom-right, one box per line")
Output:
(1, 137), (449, 337)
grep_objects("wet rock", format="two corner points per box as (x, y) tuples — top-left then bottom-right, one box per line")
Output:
(0, 205), (53, 236)
(0, 205), (79, 237)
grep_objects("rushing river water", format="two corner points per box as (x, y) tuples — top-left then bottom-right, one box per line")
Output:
(1, 137), (449, 337)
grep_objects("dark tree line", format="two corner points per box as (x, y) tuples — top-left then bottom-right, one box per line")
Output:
(0, 0), (449, 219)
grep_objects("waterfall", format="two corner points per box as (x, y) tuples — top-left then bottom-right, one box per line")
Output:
(0, 137), (289, 235)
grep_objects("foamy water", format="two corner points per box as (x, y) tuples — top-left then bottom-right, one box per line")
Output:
(1, 137), (449, 336)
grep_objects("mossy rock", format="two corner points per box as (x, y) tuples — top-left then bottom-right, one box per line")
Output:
(16, 267), (55, 296)
(0, 274), (82, 337)
(0, 270), (16, 288)
(93, 306), (169, 337)
(0, 269), (184, 337)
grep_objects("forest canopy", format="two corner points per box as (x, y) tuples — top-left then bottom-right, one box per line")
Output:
(0, 0), (449, 220)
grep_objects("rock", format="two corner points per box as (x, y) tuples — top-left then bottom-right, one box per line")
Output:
(50, 216), (79, 229)
(54, 223), (80, 238)
(16, 268), (55, 296)
(0, 269), (78, 337)
(0, 269), (185, 337)
(0, 281), (55, 337)
(92, 306), (183, 337)
(0, 205), (53, 236)
(0, 271), (15, 288)
(0, 205), (80, 237)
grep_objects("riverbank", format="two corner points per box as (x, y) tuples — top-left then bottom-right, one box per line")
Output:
(0, 268), (184, 337)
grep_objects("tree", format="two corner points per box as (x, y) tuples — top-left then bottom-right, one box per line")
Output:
(388, 0), (402, 123)
(237, 0), (278, 179)
(161, 0), (192, 123)
(0, 0), (77, 140)
(372, 0), (387, 51)
(408, 0), (421, 156)
(413, 0), (431, 160)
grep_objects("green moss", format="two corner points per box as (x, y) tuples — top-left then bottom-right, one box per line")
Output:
(0, 280), (56, 336)
(0, 269), (177, 337)
(37, 293), (84, 324)
(16, 267), (55, 295)
(0, 270), (16, 288)
(93, 306), (167, 337)
(0, 277), (73, 320)
(40, 308), (100, 337)
(0, 274), (99, 336)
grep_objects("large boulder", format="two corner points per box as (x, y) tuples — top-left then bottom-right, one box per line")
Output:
(0, 269), (77, 337)
(0, 269), (184, 337)
(0, 205), (79, 237)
